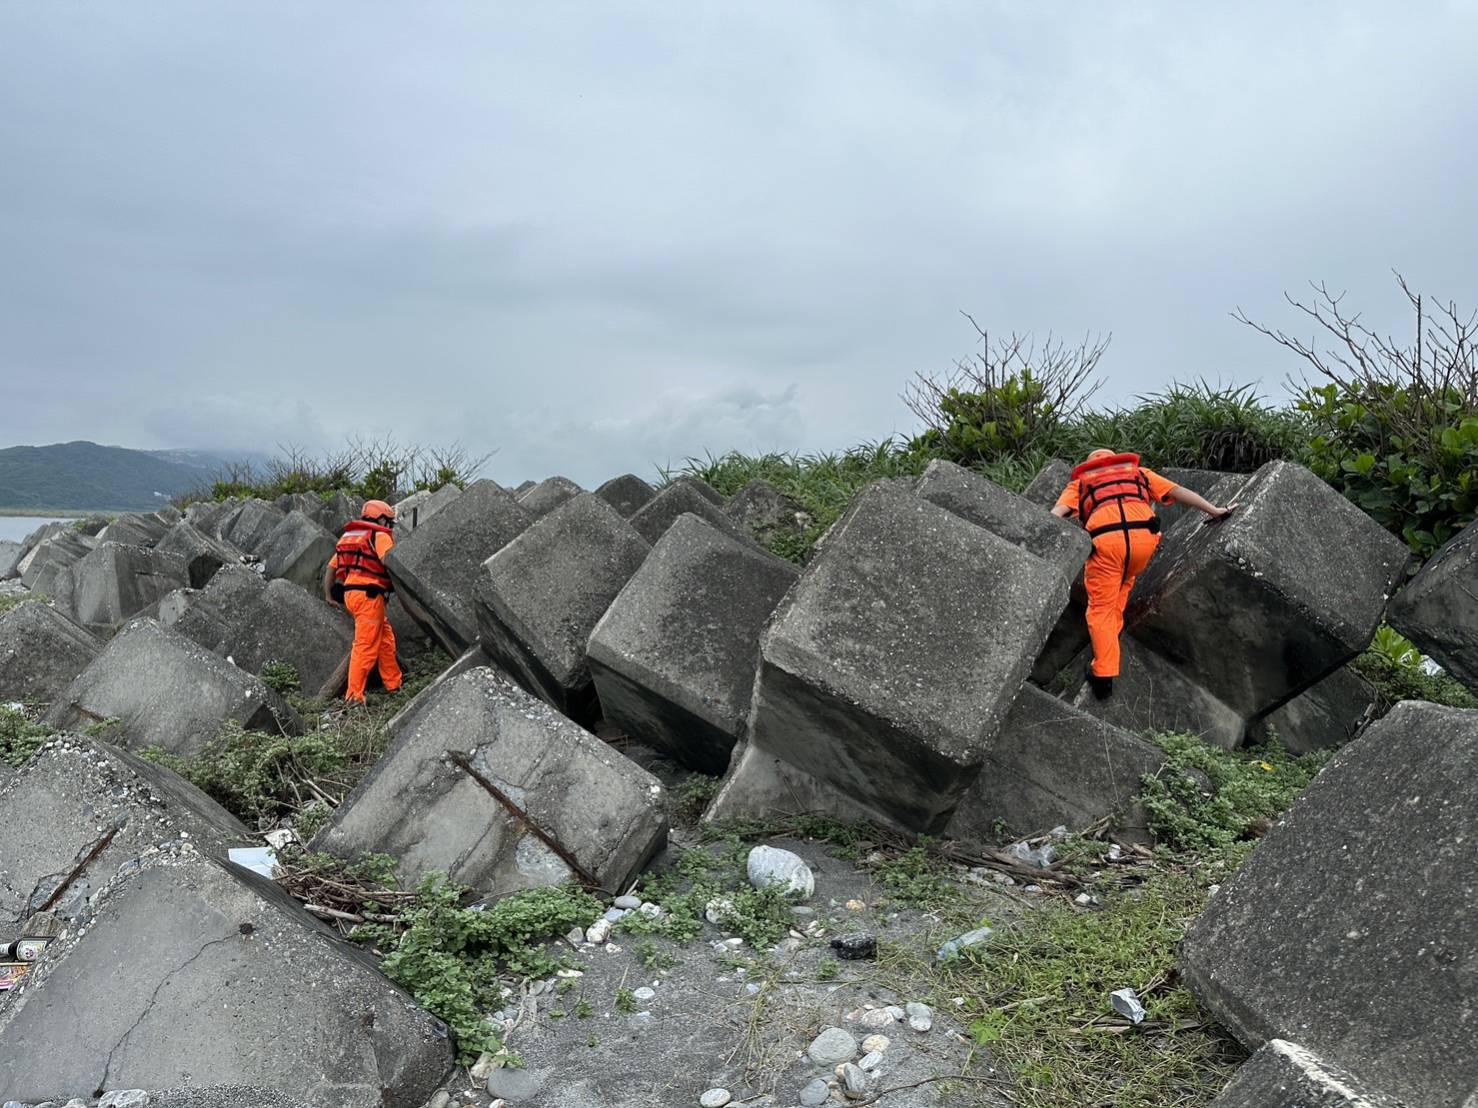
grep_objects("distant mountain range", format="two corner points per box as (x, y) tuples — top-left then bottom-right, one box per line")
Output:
(0, 441), (270, 512)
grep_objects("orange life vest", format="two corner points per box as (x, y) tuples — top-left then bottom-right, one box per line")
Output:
(1071, 453), (1159, 538)
(333, 521), (393, 593)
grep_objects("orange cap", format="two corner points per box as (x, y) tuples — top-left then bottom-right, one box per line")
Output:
(361, 499), (395, 522)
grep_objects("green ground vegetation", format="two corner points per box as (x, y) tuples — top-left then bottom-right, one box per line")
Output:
(0, 703), (49, 767)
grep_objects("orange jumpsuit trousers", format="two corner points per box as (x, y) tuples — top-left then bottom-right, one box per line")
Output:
(1083, 503), (1160, 678)
(344, 590), (402, 701)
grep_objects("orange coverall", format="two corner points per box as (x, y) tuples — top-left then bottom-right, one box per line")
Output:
(1055, 467), (1179, 678)
(329, 529), (402, 702)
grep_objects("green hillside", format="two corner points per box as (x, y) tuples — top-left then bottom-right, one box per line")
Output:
(0, 441), (244, 511)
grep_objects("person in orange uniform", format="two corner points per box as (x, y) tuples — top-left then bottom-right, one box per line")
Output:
(1051, 450), (1234, 699)
(323, 499), (403, 704)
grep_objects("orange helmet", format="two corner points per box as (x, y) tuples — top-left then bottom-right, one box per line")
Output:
(360, 499), (396, 523)
(1085, 448), (1115, 463)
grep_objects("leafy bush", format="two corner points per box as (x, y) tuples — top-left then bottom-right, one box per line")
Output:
(0, 704), (49, 767)
(1353, 650), (1477, 713)
(259, 660), (300, 695)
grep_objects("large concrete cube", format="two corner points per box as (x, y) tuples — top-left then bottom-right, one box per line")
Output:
(218, 579), (355, 697)
(0, 541), (21, 579)
(945, 684), (1171, 843)
(749, 481), (1070, 831)
(588, 514), (798, 773)
(0, 736), (248, 928)
(0, 601), (100, 703)
(1180, 701), (1478, 1107)
(1069, 638), (1247, 749)
(259, 508), (337, 591)
(518, 475), (584, 517)
(1156, 466), (1237, 530)
(384, 479), (533, 655)
(1209, 1041), (1409, 1108)
(1387, 521), (1478, 693)
(1021, 458), (1073, 507)
(19, 531), (94, 593)
(595, 473), (657, 518)
(1128, 461), (1409, 719)
(43, 618), (301, 756)
(726, 479), (811, 549)
(703, 741), (878, 827)
(218, 498), (287, 554)
(669, 474), (725, 505)
(154, 520), (245, 588)
(59, 541), (189, 633)
(475, 493), (650, 719)
(393, 483), (461, 531)
(0, 849), (454, 1106)
(1245, 665), (1379, 753)
(166, 563), (269, 652)
(629, 481), (750, 547)
(312, 666), (667, 899)
(97, 511), (170, 547)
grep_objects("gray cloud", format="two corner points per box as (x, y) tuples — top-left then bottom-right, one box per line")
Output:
(2, 3), (1477, 485)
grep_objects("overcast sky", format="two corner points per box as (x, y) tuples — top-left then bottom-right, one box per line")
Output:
(3, 3), (1477, 486)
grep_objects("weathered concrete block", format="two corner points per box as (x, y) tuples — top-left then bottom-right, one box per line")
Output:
(0, 849), (454, 1106)
(1209, 1040), (1410, 1108)
(97, 511), (170, 547)
(19, 531), (93, 592)
(749, 481), (1069, 831)
(915, 459), (1091, 586)
(312, 666), (667, 899)
(1021, 458), (1073, 507)
(945, 685), (1171, 843)
(218, 498), (286, 554)
(0, 540), (21, 579)
(1068, 638), (1246, 748)
(43, 618), (300, 756)
(320, 491), (360, 535)
(725, 479), (811, 548)
(384, 480), (533, 655)
(475, 494), (650, 719)
(60, 541), (189, 633)
(259, 509), (337, 592)
(514, 479), (536, 495)
(0, 601), (100, 702)
(1128, 461), (1409, 719)
(1387, 521), (1478, 693)
(1181, 701), (1478, 1107)
(393, 483), (461, 531)
(518, 475), (584, 517)
(703, 741), (885, 827)
(1245, 665), (1379, 754)
(595, 473), (657, 518)
(629, 481), (750, 547)
(218, 579), (354, 698)
(669, 474), (725, 505)
(1156, 467), (1237, 530)
(154, 520), (244, 588)
(0, 735), (248, 928)
(588, 514), (798, 774)
(167, 563), (269, 652)
(183, 496), (238, 537)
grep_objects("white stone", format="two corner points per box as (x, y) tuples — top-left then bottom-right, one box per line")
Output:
(746, 844), (815, 899)
(699, 1090), (732, 1108)
(585, 917), (613, 944)
(906, 1002), (933, 1032)
(861, 1033), (891, 1054)
(859, 1050), (883, 1071)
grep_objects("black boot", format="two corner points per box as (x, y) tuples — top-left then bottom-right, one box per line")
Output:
(1087, 668), (1114, 701)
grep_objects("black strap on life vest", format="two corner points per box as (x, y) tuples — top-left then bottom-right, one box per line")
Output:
(1087, 516), (1162, 539)
(334, 521), (392, 591)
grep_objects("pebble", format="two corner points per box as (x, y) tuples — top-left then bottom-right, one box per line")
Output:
(844, 898), (866, 910)
(747, 844), (816, 899)
(798, 1078), (831, 1107)
(565, 926), (585, 945)
(840, 1062), (868, 1099)
(585, 918), (613, 944)
(746, 983), (761, 995)
(627, 1011), (657, 1031)
(861, 1008), (896, 1029)
(427, 1094), (451, 1108)
(858, 1050), (883, 1071)
(861, 1034), (891, 1053)
(699, 1090), (732, 1108)
(906, 1001), (933, 1032)
(100, 1095), (149, 1108)
(614, 894), (643, 910)
(807, 1026), (858, 1065)
(633, 986), (657, 1001)
(469, 1052), (498, 1081)
(791, 905), (816, 916)
(705, 896), (736, 925)
(603, 907), (630, 923)
(486, 1067), (543, 1101)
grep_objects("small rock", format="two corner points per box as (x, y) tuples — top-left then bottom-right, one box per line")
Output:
(722, 937), (745, 949)
(791, 905), (816, 916)
(585, 918), (613, 944)
(906, 1001), (932, 1032)
(844, 898), (865, 910)
(861, 1033), (891, 1053)
(746, 983), (761, 995)
(1110, 987), (1146, 1024)
(829, 933), (877, 961)
(705, 896), (736, 925)
(840, 1063), (867, 1099)
(627, 1010), (657, 1031)
(565, 925), (585, 945)
(633, 986), (657, 1001)
(614, 894), (643, 910)
(700, 1090), (732, 1108)
(807, 1026), (858, 1066)
(603, 907), (630, 923)
(100, 1095), (150, 1108)
(861, 1008), (896, 1029)
(799, 1079), (831, 1107)
(428, 1094), (451, 1108)
(469, 1051), (498, 1081)
(858, 1050), (883, 1071)
(884, 1005), (904, 1020)
(487, 1066), (544, 1100)
(747, 844), (815, 899)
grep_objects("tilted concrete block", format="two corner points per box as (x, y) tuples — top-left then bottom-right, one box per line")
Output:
(1387, 521), (1478, 694)
(1209, 1040), (1410, 1108)
(1156, 466), (1238, 530)
(392, 483), (461, 532)
(384, 480), (533, 655)
(629, 481), (750, 547)
(59, 541), (189, 633)
(594, 473), (657, 518)
(259, 509), (337, 592)
(154, 520), (245, 588)
(1021, 458), (1073, 507)
(1068, 638), (1247, 749)
(749, 481), (1069, 831)
(97, 511), (170, 547)
(19, 531), (94, 592)
(518, 475), (584, 517)
(183, 496), (238, 537)
(217, 498), (287, 555)
(703, 741), (884, 827)
(1128, 461), (1409, 719)
(0, 601), (100, 703)
(475, 494), (650, 719)
(218, 579), (354, 698)
(1180, 702), (1478, 1107)
(312, 666), (667, 900)
(43, 618), (301, 756)
(166, 563), (269, 653)
(1245, 665), (1380, 754)
(725, 478), (811, 548)
(669, 474), (725, 505)
(589, 514), (798, 773)
(0, 540), (21, 579)
(945, 684), (1171, 843)
(0, 849), (454, 1106)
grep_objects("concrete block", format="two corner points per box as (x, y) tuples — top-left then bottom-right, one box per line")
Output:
(312, 666), (667, 899)
(595, 473), (657, 518)
(514, 479), (536, 495)
(154, 520), (245, 588)
(915, 459), (1091, 586)
(0, 601), (101, 703)
(703, 741), (880, 827)
(259, 509), (337, 592)
(19, 531), (93, 592)
(588, 514), (798, 773)
(218, 498), (286, 555)
(384, 480), (533, 655)
(629, 481), (750, 547)
(1210, 1040), (1410, 1108)
(945, 685), (1171, 843)
(474, 494), (650, 719)
(1180, 701), (1478, 1107)
(1157, 467), (1238, 530)
(669, 474), (725, 505)
(0, 735), (248, 929)
(725, 479), (811, 548)
(1387, 521), (1478, 693)
(0, 540), (21, 579)
(1068, 638), (1246, 749)
(518, 475), (584, 517)
(0, 849), (454, 1106)
(1128, 461), (1409, 719)
(749, 481), (1069, 831)
(218, 579), (354, 698)
(183, 497), (238, 537)
(1245, 665), (1380, 754)
(320, 491), (360, 535)
(1021, 458), (1073, 507)
(393, 483), (461, 532)
(97, 511), (170, 547)
(167, 564), (269, 653)
(43, 618), (301, 756)
(60, 541), (189, 633)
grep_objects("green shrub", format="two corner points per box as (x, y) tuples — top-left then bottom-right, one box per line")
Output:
(1353, 650), (1477, 713)
(0, 705), (49, 767)
(259, 660), (300, 695)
